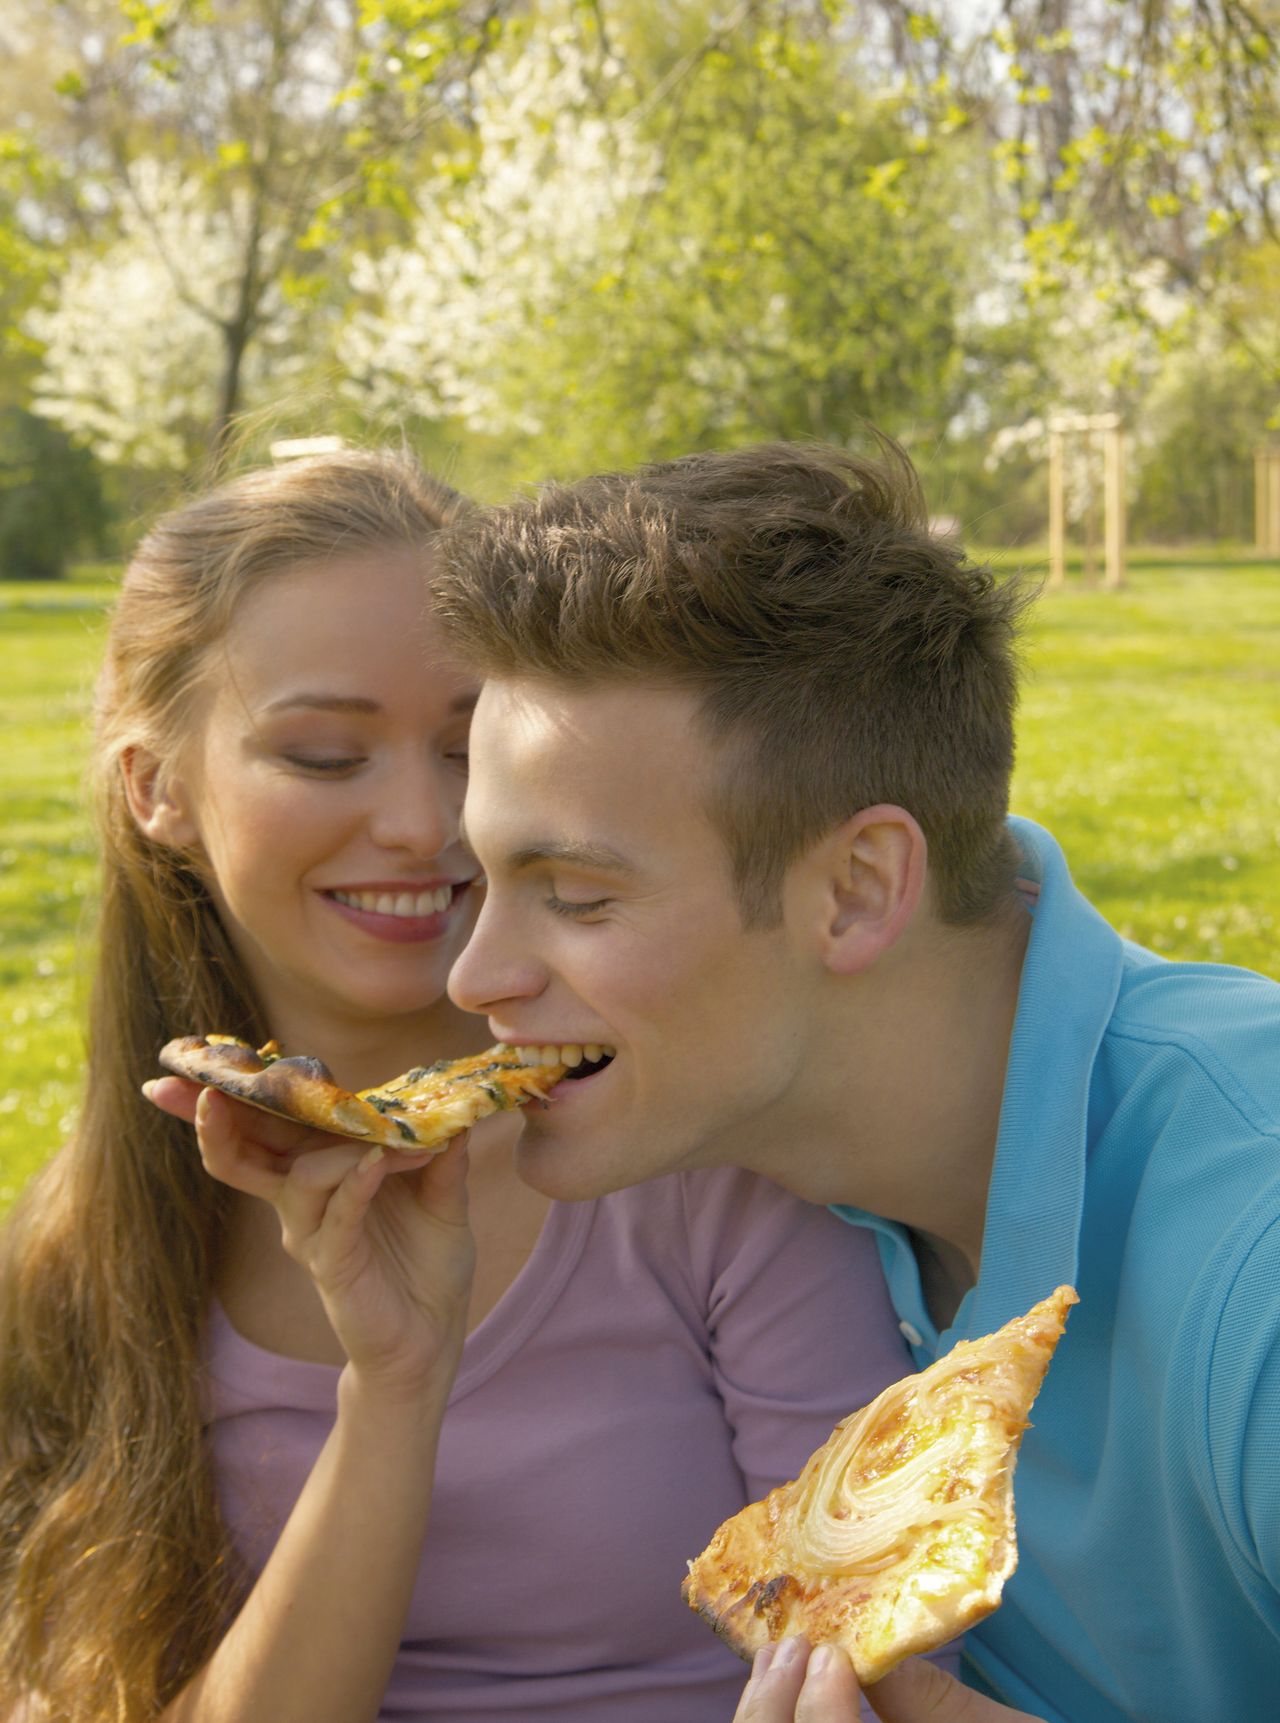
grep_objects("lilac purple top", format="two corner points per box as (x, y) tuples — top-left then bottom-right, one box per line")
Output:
(204, 1166), (915, 1720)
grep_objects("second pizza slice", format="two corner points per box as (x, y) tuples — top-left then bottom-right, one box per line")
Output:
(682, 1285), (1077, 1685)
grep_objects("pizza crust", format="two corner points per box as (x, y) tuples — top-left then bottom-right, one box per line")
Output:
(158, 1035), (567, 1152)
(682, 1285), (1077, 1685)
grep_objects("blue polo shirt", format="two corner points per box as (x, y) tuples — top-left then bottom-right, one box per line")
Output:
(832, 817), (1280, 1723)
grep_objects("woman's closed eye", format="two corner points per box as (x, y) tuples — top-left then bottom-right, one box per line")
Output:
(280, 752), (368, 775)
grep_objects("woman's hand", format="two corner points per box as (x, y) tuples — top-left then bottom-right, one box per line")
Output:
(733, 1643), (1047, 1723)
(146, 1076), (475, 1404)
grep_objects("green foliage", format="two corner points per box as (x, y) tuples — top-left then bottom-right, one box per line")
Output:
(1133, 349), (1278, 542)
(968, 1), (1278, 370)
(477, 7), (985, 476)
(0, 132), (61, 368)
(0, 409), (106, 579)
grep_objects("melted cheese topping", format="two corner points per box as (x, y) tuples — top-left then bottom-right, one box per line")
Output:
(788, 1352), (1023, 1580)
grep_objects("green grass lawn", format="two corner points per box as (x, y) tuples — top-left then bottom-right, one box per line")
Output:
(1, 549), (1278, 1210)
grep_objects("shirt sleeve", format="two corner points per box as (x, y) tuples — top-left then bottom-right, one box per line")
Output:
(1208, 1209), (1280, 1595)
(679, 1166), (914, 1500)
(679, 1169), (957, 1717)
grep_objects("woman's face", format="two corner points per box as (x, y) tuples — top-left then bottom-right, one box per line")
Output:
(161, 547), (481, 1043)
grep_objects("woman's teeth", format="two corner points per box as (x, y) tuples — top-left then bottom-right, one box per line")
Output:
(331, 886), (455, 916)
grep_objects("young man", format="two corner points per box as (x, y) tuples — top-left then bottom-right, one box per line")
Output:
(431, 440), (1280, 1723)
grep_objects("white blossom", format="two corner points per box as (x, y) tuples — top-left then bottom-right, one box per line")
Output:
(25, 159), (303, 469)
(337, 17), (655, 437)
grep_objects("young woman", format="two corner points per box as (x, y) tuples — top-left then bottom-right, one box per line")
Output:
(0, 449), (914, 1723)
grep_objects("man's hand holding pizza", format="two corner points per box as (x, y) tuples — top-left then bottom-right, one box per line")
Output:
(734, 1642), (1045, 1723)
(145, 1074), (475, 1410)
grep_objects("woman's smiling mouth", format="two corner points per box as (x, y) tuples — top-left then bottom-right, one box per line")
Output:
(330, 884), (459, 916)
(321, 880), (475, 941)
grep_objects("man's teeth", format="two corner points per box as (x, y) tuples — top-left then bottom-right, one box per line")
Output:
(499, 1042), (614, 1068)
(332, 886), (455, 916)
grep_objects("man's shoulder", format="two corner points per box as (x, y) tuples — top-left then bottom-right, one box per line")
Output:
(1104, 943), (1280, 1134)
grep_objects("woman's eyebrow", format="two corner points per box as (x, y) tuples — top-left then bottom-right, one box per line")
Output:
(260, 691), (477, 715)
(262, 693), (381, 714)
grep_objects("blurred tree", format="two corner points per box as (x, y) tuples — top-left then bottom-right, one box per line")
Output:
(339, 0), (994, 479)
(6, 0), (1275, 541)
(1133, 319), (1279, 541)
(14, 0), (514, 472)
(337, 7), (656, 455)
(539, 5), (983, 468)
(861, 1), (1279, 378)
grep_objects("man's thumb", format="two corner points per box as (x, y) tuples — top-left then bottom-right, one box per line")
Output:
(866, 1657), (1031, 1722)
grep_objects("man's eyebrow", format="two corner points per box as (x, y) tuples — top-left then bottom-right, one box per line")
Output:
(506, 839), (638, 875)
(458, 813), (636, 877)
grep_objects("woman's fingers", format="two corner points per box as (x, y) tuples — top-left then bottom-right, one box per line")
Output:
(188, 1087), (358, 1205)
(191, 1087), (289, 1200)
(274, 1138), (385, 1259)
(142, 1073), (202, 1124)
(409, 1135), (471, 1227)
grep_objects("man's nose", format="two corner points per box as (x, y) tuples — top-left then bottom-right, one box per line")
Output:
(448, 892), (546, 1015)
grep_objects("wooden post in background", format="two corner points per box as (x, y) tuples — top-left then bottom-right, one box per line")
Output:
(1048, 426), (1066, 587)
(1046, 412), (1125, 588)
(1259, 445), (1280, 555)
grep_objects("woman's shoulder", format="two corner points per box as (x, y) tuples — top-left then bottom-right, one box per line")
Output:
(592, 1164), (883, 1288)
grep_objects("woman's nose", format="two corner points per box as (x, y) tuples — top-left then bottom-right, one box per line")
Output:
(368, 762), (456, 859)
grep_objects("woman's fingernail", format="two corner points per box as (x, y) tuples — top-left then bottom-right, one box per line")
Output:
(358, 1145), (385, 1173)
(808, 1644), (839, 1677)
(140, 1080), (157, 1100)
(752, 1643), (776, 1679)
(774, 1637), (808, 1668)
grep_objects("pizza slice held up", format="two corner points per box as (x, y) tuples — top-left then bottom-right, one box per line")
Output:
(682, 1285), (1077, 1686)
(158, 1034), (614, 1152)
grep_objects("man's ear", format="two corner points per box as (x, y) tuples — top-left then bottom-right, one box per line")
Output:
(808, 804), (927, 976)
(120, 745), (200, 849)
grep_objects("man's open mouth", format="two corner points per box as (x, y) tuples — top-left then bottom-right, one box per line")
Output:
(503, 1043), (616, 1082)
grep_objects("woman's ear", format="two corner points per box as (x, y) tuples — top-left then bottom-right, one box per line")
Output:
(812, 804), (927, 976)
(120, 745), (199, 849)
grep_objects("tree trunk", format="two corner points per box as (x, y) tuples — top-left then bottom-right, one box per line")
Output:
(208, 317), (252, 476)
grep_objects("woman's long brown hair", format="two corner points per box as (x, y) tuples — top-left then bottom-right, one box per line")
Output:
(0, 449), (463, 1720)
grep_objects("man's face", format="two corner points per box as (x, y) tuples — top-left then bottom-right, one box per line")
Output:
(449, 678), (818, 1200)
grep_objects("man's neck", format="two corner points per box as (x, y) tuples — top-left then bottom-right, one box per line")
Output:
(912, 1228), (978, 1332)
(768, 891), (1031, 1286)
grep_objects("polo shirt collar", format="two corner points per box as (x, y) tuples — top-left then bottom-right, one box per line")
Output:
(831, 817), (1124, 1361)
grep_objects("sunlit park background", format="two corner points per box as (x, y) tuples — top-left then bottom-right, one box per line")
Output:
(0, 0), (1278, 1204)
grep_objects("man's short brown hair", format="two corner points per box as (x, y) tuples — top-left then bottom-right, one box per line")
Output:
(433, 438), (1031, 927)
